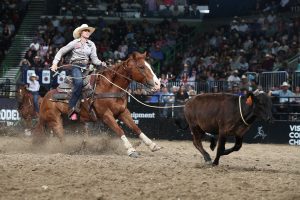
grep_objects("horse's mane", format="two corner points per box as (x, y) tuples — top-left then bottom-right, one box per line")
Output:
(96, 51), (146, 76)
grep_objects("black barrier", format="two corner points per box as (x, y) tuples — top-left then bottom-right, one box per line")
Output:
(0, 98), (20, 125)
(0, 96), (299, 146)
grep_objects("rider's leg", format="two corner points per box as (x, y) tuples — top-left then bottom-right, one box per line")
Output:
(32, 91), (39, 113)
(68, 67), (83, 120)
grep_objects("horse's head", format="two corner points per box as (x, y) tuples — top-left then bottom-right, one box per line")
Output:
(16, 84), (27, 103)
(127, 52), (161, 92)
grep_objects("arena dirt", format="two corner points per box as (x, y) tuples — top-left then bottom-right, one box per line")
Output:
(0, 132), (299, 200)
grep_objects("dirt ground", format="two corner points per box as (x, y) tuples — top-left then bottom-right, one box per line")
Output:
(0, 131), (299, 200)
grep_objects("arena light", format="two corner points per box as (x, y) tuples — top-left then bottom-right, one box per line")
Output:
(200, 9), (210, 13)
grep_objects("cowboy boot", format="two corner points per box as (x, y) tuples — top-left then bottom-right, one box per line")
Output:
(68, 107), (78, 121)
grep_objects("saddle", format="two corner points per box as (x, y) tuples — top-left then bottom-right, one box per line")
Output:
(51, 71), (127, 121)
(53, 75), (93, 101)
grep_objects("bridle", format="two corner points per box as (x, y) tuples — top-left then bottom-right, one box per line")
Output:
(99, 58), (153, 91)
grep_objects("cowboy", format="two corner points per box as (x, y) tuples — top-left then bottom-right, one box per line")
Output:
(269, 81), (295, 103)
(50, 24), (107, 120)
(27, 72), (40, 114)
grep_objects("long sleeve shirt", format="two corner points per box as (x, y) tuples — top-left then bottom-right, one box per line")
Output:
(271, 89), (295, 103)
(52, 38), (103, 66)
(28, 80), (40, 92)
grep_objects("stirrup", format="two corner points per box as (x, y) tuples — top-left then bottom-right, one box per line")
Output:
(70, 113), (78, 121)
(68, 108), (78, 120)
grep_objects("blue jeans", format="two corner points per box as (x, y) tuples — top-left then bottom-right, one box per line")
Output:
(69, 67), (83, 109)
(31, 91), (39, 113)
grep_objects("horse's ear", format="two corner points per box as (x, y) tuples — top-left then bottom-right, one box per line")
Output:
(141, 51), (147, 58)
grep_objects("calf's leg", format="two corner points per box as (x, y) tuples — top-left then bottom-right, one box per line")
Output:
(212, 135), (226, 165)
(223, 136), (243, 155)
(191, 126), (212, 163)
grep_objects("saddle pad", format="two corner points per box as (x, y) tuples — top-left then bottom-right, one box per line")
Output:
(53, 92), (70, 100)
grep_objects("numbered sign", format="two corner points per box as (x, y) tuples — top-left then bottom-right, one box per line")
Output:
(42, 70), (51, 84)
(57, 70), (66, 84)
(26, 70), (35, 84)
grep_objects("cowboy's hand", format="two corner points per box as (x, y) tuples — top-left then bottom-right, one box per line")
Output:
(50, 64), (58, 72)
(101, 61), (107, 68)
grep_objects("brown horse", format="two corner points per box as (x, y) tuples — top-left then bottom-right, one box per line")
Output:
(16, 84), (42, 134)
(34, 52), (162, 157)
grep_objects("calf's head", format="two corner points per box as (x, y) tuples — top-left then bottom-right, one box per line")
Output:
(251, 90), (274, 122)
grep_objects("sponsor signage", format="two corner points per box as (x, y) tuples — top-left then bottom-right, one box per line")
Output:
(42, 70), (51, 84)
(26, 70), (36, 84)
(0, 98), (20, 122)
(57, 71), (66, 84)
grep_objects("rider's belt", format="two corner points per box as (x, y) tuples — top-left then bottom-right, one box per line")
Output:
(71, 60), (88, 65)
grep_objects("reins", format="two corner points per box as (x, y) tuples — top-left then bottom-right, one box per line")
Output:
(53, 64), (185, 109)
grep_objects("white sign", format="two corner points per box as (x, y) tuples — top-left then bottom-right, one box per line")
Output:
(131, 112), (156, 125)
(289, 125), (300, 145)
(57, 71), (66, 84)
(26, 70), (35, 84)
(0, 109), (20, 121)
(42, 70), (51, 84)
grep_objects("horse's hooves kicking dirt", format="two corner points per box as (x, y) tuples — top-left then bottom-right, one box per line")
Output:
(129, 151), (140, 158)
(151, 144), (163, 152)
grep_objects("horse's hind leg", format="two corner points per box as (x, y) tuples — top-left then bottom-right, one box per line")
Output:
(49, 118), (65, 143)
(191, 126), (212, 163)
(118, 109), (162, 152)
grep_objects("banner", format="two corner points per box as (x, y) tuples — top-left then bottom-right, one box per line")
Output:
(57, 71), (66, 84)
(42, 70), (51, 84)
(26, 70), (36, 84)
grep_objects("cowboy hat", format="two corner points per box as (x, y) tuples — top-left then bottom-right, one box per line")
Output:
(73, 24), (95, 39)
(30, 73), (38, 78)
(281, 81), (290, 87)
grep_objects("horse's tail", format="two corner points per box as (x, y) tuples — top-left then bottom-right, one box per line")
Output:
(32, 118), (47, 145)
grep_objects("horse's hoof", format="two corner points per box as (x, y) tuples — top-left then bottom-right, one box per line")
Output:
(205, 160), (213, 165)
(151, 144), (163, 152)
(129, 151), (140, 158)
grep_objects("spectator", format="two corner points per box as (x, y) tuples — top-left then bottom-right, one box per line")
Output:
(227, 70), (241, 88)
(19, 59), (31, 83)
(160, 85), (174, 118)
(175, 85), (189, 105)
(269, 81), (295, 103)
(26, 73), (40, 115)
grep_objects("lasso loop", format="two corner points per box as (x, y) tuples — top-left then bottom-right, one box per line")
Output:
(52, 65), (185, 109)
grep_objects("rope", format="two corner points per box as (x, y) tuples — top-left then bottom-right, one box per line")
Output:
(98, 74), (185, 109)
(52, 65), (185, 109)
(239, 96), (249, 126)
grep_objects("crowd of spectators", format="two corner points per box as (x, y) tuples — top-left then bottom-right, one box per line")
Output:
(160, 10), (300, 95)
(58, 0), (204, 19)
(0, 0), (28, 63)
(19, 15), (193, 85)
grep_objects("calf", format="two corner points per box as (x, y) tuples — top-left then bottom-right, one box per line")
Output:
(184, 90), (273, 165)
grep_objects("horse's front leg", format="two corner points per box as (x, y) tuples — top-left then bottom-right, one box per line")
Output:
(118, 109), (162, 152)
(102, 111), (139, 157)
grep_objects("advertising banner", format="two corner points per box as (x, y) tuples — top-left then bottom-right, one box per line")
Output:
(42, 70), (51, 84)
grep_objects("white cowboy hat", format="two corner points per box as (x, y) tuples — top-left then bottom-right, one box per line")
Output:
(73, 24), (95, 39)
(30, 73), (38, 78)
(281, 82), (290, 87)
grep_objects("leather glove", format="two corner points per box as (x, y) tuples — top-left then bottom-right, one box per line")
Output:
(101, 61), (107, 68)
